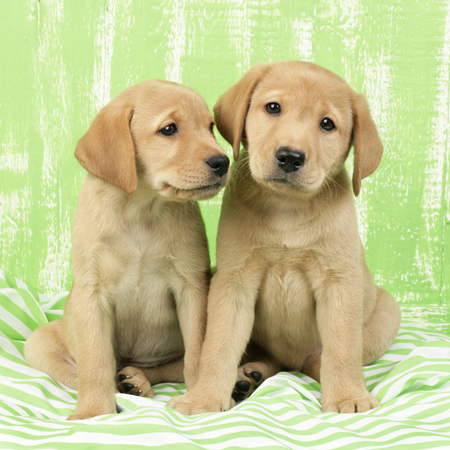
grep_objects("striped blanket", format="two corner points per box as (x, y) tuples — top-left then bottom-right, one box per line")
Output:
(1, 269), (450, 449)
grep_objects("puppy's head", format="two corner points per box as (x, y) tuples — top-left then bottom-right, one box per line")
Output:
(214, 61), (382, 196)
(75, 80), (230, 200)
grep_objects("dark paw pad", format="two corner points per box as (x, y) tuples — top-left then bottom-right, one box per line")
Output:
(232, 389), (246, 402)
(118, 374), (128, 382)
(121, 383), (134, 394)
(250, 371), (262, 382)
(236, 381), (250, 392)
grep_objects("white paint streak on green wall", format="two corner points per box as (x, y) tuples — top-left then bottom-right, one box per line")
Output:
(165, 0), (186, 83)
(92, 0), (116, 110)
(291, 16), (313, 62)
(0, 0), (449, 333)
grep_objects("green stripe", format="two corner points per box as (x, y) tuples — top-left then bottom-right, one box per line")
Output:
(0, 386), (73, 416)
(0, 292), (40, 331)
(15, 289), (48, 326)
(41, 295), (69, 312)
(0, 319), (26, 341)
(4, 338), (26, 357)
(3, 272), (18, 289)
(44, 312), (64, 323)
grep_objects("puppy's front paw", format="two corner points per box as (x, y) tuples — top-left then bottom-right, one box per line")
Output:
(322, 392), (379, 413)
(167, 391), (235, 415)
(232, 363), (265, 402)
(116, 366), (154, 397)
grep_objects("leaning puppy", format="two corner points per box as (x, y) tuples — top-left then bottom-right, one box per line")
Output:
(25, 80), (230, 420)
(168, 61), (401, 415)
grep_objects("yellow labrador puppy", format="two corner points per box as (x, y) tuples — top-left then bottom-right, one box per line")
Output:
(168, 61), (401, 415)
(25, 80), (230, 420)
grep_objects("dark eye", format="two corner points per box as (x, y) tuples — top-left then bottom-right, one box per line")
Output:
(320, 118), (335, 131)
(210, 122), (215, 134)
(159, 123), (177, 136)
(265, 102), (281, 115)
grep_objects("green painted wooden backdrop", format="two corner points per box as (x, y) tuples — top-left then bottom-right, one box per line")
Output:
(1, 1), (449, 333)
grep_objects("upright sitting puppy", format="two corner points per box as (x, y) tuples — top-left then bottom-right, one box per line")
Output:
(168, 61), (401, 415)
(25, 80), (230, 420)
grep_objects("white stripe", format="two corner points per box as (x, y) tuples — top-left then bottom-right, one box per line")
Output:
(0, 392), (73, 421)
(408, 345), (450, 359)
(388, 342), (419, 351)
(0, 375), (77, 408)
(40, 291), (69, 312)
(0, 304), (33, 339)
(14, 278), (29, 291)
(1, 288), (46, 325)
(417, 392), (450, 404)
(374, 368), (450, 400)
(0, 336), (27, 360)
(0, 425), (68, 437)
(399, 326), (450, 342)
(364, 365), (398, 378)
(0, 359), (78, 405)
(0, 403), (32, 419)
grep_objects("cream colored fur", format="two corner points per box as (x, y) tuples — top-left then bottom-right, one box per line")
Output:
(168, 61), (401, 415)
(25, 80), (229, 420)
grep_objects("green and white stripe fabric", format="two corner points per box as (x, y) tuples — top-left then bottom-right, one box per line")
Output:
(1, 269), (450, 449)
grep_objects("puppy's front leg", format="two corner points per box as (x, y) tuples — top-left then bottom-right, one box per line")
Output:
(168, 269), (261, 415)
(67, 287), (117, 420)
(173, 277), (209, 390)
(314, 269), (378, 413)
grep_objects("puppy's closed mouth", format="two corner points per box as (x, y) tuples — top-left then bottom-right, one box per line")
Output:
(266, 178), (290, 184)
(258, 176), (306, 191)
(162, 181), (223, 200)
(165, 181), (222, 192)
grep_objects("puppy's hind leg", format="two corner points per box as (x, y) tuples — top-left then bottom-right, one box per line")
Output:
(302, 287), (401, 383)
(232, 344), (281, 402)
(302, 355), (321, 382)
(24, 319), (78, 390)
(362, 287), (401, 366)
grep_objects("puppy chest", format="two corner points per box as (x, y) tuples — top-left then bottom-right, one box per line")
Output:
(257, 265), (315, 319)
(252, 266), (320, 358)
(114, 278), (184, 359)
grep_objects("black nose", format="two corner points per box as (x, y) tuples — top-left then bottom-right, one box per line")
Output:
(206, 155), (230, 177)
(275, 147), (305, 173)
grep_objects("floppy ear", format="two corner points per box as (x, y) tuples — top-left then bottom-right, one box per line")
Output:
(75, 104), (137, 195)
(351, 92), (383, 196)
(214, 64), (269, 161)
